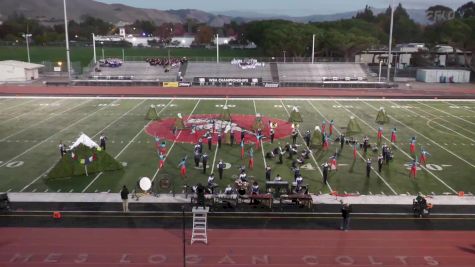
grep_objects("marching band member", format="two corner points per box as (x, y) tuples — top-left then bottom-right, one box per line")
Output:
(410, 136), (417, 155)
(377, 127), (383, 143)
(391, 128), (397, 143)
(419, 147), (431, 166)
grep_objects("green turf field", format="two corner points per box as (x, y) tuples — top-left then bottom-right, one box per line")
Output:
(1, 97), (474, 196)
(0, 46), (263, 67)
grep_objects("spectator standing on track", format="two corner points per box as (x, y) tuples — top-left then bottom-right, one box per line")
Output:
(120, 185), (129, 212)
(99, 133), (107, 151)
(340, 201), (352, 231)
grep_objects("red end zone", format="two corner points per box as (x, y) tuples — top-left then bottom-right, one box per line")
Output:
(1, 228), (474, 267)
(145, 114), (293, 144)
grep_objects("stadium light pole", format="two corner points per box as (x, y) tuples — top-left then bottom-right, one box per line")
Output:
(22, 32), (32, 63)
(63, 0), (72, 79)
(92, 33), (97, 64)
(378, 60), (383, 82)
(216, 34), (219, 63)
(311, 34), (315, 64)
(386, 0), (395, 82)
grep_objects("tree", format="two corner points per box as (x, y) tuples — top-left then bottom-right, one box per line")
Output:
(195, 25), (214, 44)
(456, 1), (475, 18)
(354, 5), (375, 22)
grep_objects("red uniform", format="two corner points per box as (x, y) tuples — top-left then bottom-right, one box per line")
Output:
(353, 145), (357, 160)
(377, 128), (383, 142)
(391, 131), (397, 143)
(410, 142), (416, 154)
(409, 161), (417, 178)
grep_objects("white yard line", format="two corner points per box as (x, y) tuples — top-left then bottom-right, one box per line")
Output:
(307, 100), (398, 195)
(252, 99), (268, 168)
(82, 99), (175, 192)
(210, 99), (228, 174)
(151, 99), (201, 182)
(3, 96), (475, 102)
(280, 100), (333, 192)
(21, 99), (147, 192)
(0, 100), (92, 142)
(396, 101), (475, 140)
(442, 101), (475, 115)
(0, 99), (65, 126)
(0, 98), (37, 113)
(0, 99), (119, 169)
(363, 101), (475, 169)
(416, 101), (475, 127)
(336, 100), (457, 194)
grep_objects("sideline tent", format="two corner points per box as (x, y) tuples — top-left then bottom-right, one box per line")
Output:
(311, 126), (322, 147)
(145, 105), (161, 120)
(288, 106), (303, 123)
(346, 116), (362, 136)
(175, 113), (186, 130)
(46, 133), (122, 179)
(220, 105), (232, 121)
(375, 107), (390, 124)
(252, 113), (265, 131)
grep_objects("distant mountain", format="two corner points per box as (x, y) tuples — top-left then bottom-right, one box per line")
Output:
(0, 0), (232, 26)
(0, 0), (431, 27)
(216, 8), (431, 25)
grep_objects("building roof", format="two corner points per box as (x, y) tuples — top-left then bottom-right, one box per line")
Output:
(0, 60), (44, 69)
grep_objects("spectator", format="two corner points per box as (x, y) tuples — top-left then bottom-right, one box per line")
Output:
(120, 185), (129, 212)
(340, 201), (352, 231)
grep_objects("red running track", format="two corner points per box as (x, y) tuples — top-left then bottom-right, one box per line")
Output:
(1, 227), (474, 267)
(1, 85), (475, 98)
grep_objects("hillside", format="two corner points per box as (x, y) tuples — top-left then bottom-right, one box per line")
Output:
(0, 0), (232, 26)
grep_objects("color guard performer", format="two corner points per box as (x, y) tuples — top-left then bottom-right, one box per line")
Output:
(377, 127), (383, 143)
(419, 147), (431, 166)
(409, 159), (418, 179)
(178, 156), (188, 177)
(391, 128), (397, 143)
(410, 136), (416, 155)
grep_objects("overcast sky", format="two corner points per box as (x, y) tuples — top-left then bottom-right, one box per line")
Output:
(97, 0), (468, 16)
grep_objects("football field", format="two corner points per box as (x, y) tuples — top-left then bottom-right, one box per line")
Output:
(1, 96), (475, 196)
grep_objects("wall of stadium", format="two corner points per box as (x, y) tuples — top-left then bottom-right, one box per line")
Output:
(0, 60), (43, 82)
(416, 69), (471, 83)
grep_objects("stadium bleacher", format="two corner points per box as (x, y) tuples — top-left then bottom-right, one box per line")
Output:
(277, 63), (368, 82)
(184, 62), (273, 81)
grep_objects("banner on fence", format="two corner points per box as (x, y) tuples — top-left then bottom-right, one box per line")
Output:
(264, 82), (279, 88)
(178, 82), (192, 87)
(163, 82), (179, 88)
(193, 77), (262, 85)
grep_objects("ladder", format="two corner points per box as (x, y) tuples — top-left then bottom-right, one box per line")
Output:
(191, 206), (209, 245)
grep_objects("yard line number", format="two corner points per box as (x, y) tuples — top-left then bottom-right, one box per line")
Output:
(0, 161), (24, 168)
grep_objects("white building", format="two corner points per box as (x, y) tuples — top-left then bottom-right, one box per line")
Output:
(213, 36), (235, 46)
(171, 37), (195, 48)
(0, 60), (44, 82)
